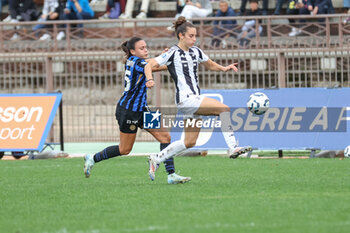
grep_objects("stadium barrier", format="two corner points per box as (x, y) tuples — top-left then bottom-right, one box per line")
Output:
(170, 88), (350, 151)
(0, 93), (63, 154)
(0, 14), (350, 52)
(0, 15), (350, 142)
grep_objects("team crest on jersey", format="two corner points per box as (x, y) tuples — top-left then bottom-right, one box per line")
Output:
(126, 60), (135, 67)
(143, 110), (161, 129)
(129, 125), (136, 131)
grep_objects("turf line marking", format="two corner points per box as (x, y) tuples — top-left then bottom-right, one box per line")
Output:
(122, 225), (169, 232)
(194, 222), (256, 229)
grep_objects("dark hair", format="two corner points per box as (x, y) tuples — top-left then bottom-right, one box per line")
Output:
(173, 16), (195, 40)
(121, 37), (143, 62)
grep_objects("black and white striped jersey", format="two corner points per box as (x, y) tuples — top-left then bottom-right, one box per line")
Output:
(155, 45), (209, 104)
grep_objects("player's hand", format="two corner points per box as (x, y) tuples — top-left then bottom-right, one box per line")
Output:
(146, 79), (155, 88)
(161, 48), (169, 54)
(223, 63), (238, 72)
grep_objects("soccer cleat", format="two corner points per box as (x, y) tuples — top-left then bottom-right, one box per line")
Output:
(84, 154), (95, 178)
(167, 173), (191, 184)
(148, 154), (159, 181)
(229, 146), (253, 159)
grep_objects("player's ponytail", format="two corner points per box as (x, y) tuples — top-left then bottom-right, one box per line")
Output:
(173, 16), (194, 39)
(121, 37), (143, 63)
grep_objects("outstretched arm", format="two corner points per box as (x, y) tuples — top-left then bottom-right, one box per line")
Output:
(146, 48), (169, 73)
(144, 58), (160, 88)
(145, 59), (168, 72)
(152, 65), (168, 72)
(203, 59), (238, 72)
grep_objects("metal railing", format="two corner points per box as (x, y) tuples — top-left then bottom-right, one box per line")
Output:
(1, 15), (350, 142)
(1, 15), (350, 51)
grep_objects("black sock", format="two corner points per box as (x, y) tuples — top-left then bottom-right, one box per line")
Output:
(93, 145), (121, 163)
(161, 143), (175, 175)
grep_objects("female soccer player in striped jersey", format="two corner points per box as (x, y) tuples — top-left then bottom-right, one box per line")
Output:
(84, 37), (191, 184)
(145, 17), (252, 181)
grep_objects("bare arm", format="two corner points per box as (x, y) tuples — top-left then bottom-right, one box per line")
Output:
(145, 58), (168, 72)
(73, 0), (82, 13)
(152, 65), (168, 72)
(144, 58), (160, 88)
(146, 47), (169, 73)
(203, 59), (238, 72)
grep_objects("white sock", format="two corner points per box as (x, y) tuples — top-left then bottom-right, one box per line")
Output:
(220, 111), (237, 149)
(157, 140), (187, 163)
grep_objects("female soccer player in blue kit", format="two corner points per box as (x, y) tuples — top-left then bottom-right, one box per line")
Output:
(84, 37), (190, 184)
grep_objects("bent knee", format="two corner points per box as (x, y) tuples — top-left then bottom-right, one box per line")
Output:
(161, 134), (171, 144)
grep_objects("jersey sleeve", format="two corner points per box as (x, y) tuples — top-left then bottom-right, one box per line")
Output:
(196, 47), (209, 63)
(155, 49), (175, 66)
(134, 59), (147, 73)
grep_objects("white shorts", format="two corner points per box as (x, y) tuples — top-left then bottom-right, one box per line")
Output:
(177, 95), (205, 119)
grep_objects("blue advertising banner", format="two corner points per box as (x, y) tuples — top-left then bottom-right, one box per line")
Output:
(170, 88), (350, 150)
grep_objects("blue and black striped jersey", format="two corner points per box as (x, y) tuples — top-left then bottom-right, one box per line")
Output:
(118, 56), (148, 112)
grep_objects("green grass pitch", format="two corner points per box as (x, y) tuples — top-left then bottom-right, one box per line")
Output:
(1, 156), (350, 233)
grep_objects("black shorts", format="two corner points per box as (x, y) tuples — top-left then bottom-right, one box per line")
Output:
(115, 105), (145, 134)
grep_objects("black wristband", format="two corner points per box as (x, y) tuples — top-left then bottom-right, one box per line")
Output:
(146, 79), (154, 83)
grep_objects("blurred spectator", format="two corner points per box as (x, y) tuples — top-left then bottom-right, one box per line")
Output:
(344, 0), (350, 24)
(274, 0), (288, 15)
(33, 0), (60, 40)
(237, 0), (262, 48)
(9, 0), (40, 40)
(1, 0), (9, 20)
(176, 0), (185, 18)
(99, 0), (126, 19)
(166, 0), (187, 31)
(180, 0), (213, 19)
(211, 0), (237, 48)
(56, 0), (94, 40)
(9, 0), (39, 21)
(119, 0), (149, 19)
(312, 0), (334, 16)
(239, 0), (268, 15)
(287, 0), (313, 36)
(166, 0), (213, 31)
